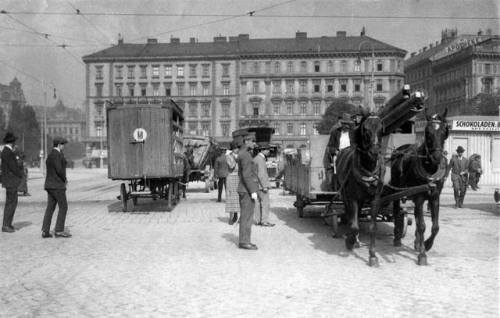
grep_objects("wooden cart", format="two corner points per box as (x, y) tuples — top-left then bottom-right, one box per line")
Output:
(183, 135), (218, 193)
(107, 99), (184, 212)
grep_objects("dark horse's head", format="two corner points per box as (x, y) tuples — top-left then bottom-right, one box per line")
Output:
(423, 108), (449, 165)
(356, 113), (383, 158)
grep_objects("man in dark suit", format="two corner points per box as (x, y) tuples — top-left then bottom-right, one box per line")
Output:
(237, 133), (259, 250)
(214, 148), (230, 202)
(41, 137), (72, 238)
(1, 132), (23, 233)
(448, 146), (469, 208)
(253, 145), (274, 227)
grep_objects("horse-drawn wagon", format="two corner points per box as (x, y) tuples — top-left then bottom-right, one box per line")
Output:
(182, 135), (218, 193)
(106, 99), (184, 212)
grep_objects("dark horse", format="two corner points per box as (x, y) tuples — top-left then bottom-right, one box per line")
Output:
(336, 113), (384, 267)
(391, 109), (449, 265)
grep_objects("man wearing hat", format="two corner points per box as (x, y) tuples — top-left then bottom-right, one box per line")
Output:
(1, 132), (23, 233)
(448, 146), (469, 208)
(236, 132), (260, 250)
(253, 144), (274, 227)
(41, 137), (72, 238)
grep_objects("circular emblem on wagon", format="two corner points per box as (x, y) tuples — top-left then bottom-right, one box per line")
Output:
(133, 128), (148, 142)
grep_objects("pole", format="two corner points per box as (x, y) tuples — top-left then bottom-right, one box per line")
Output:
(44, 92), (47, 176)
(99, 127), (103, 169)
(370, 46), (375, 111)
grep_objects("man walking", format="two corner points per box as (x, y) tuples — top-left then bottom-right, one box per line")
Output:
(448, 146), (469, 208)
(253, 145), (274, 227)
(1, 132), (23, 233)
(468, 154), (482, 191)
(237, 132), (259, 250)
(214, 148), (229, 202)
(41, 137), (72, 238)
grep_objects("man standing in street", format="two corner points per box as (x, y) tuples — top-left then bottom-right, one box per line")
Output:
(1, 132), (23, 233)
(253, 145), (274, 227)
(237, 132), (259, 250)
(449, 146), (469, 208)
(324, 113), (353, 190)
(41, 137), (72, 238)
(468, 154), (482, 191)
(214, 148), (229, 202)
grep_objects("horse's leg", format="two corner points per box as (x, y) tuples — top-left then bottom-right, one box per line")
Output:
(414, 196), (427, 265)
(393, 199), (404, 247)
(368, 195), (381, 267)
(345, 200), (359, 250)
(425, 195), (440, 251)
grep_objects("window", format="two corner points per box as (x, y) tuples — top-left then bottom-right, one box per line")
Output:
(313, 124), (319, 135)
(300, 61), (307, 72)
(95, 84), (103, 97)
(286, 81), (294, 94)
(128, 84), (134, 96)
(286, 102), (293, 115)
(222, 64), (229, 77)
(221, 122), (230, 137)
(397, 60), (402, 72)
(202, 64), (210, 77)
(223, 83), (230, 95)
(202, 83), (209, 96)
(188, 122), (197, 135)
(313, 102), (320, 115)
(314, 62), (320, 72)
(240, 62), (246, 73)
(340, 80), (347, 93)
(152, 65), (160, 78)
(164, 65), (172, 77)
(177, 83), (185, 96)
(313, 81), (321, 93)
(152, 85), (159, 96)
(340, 61), (347, 73)
(189, 64), (197, 77)
(252, 103), (259, 116)
(221, 104), (230, 118)
(354, 60), (361, 72)
(300, 102), (307, 116)
(140, 65), (147, 78)
(377, 61), (383, 72)
(115, 84), (122, 96)
(252, 81), (259, 94)
(326, 82), (334, 92)
(177, 65), (184, 77)
(140, 86), (147, 97)
(272, 122), (280, 135)
(287, 61), (294, 73)
(273, 103), (280, 115)
(165, 84), (171, 97)
(95, 66), (103, 80)
(127, 66), (135, 79)
(201, 103), (210, 117)
(189, 103), (197, 117)
(482, 77), (493, 94)
(115, 66), (123, 79)
(253, 62), (260, 74)
(274, 62), (281, 73)
(299, 80), (307, 93)
(327, 61), (333, 73)
(189, 84), (197, 96)
(287, 123), (293, 135)
(265, 61), (271, 73)
(201, 122), (210, 136)
(272, 81), (281, 94)
(376, 79), (383, 92)
(354, 81), (361, 92)
(485, 64), (491, 75)
(300, 123), (307, 135)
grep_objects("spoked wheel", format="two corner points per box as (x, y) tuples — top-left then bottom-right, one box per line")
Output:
(120, 183), (128, 212)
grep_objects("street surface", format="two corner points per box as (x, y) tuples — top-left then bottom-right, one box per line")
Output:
(0, 168), (498, 318)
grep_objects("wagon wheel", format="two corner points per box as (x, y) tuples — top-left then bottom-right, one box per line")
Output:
(120, 183), (128, 212)
(166, 181), (173, 211)
(295, 194), (304, 218)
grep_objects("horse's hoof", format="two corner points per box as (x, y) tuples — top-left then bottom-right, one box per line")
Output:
(424, 239), (434, 251)
(414, 241), (419, 251)
(417, 254), (428, 266)
(345, 238), (355, 250)
(393, 239), (402, 247)
(369, 256), (379, 267)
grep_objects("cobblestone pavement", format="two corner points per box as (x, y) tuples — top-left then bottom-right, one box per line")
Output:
(0, 169), (498, 317)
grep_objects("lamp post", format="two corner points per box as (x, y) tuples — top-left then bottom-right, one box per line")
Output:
(97, 126), (103, 169)
(358, 40), (375, 111)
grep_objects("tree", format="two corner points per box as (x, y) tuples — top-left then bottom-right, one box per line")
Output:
(465, 93), (500, 116)
(316, 98), (358, 134)
(0, 107), (7, 141)
(6, 103), (41, 161)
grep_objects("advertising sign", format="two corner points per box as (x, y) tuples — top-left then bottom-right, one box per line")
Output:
(451, 120), (500, 131)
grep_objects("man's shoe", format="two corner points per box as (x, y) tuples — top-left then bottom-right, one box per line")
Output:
(260, 222), (275, 227)
(54, 231), (72, 238)
(228, 213), (238, 225)
(41, 232), (53, 238)
(2, 226), (15, 233)
(238, 243), (258, 250)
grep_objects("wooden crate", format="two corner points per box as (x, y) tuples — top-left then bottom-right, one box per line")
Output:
(106, 102), (184, 180)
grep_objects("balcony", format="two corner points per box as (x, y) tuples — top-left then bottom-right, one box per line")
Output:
(110, 96), (171, 105)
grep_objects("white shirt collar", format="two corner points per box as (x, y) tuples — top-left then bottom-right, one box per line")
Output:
(258, 152), (266, 159)
(54, 147), (61, 152)
(5, 144), (13, 151)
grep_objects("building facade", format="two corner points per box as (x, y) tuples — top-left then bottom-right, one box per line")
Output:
(0, 78), (27, 126)
(33, 100), (85, 142)
(405, 29), (500, 116)
(83, 31), (406, 149)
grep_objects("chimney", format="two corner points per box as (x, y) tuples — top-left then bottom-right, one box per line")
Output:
(336, 31), (347, 37)
(190, 37), (196, 43)
(147, 38), (158, 44)
(477, 29), (483, 36)
(429, 43), (434, 48)
(214, 36), (227, 43)
(170, 37), (180, 44)
(117, 33), (123, 45)
(238, 34), (250, 40)
(422, 46), (427, 51)
(295, 31), (307, 39)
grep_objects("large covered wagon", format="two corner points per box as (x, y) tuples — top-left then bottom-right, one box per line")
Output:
(183, 135), (218, 192)
(107, 100), (184, 211)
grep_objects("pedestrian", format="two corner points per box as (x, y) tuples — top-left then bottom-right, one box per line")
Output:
(14, 146), (30, 196)
(41, 137), (72, 238)
(468, 154), (482, 191)
(1, 132), (23, 233)
(253, 145), (275, 227)
(225, 141), (240, 225)
(237, 132), (259, 250)
(448, 146), (469, 208)
(214, 148), (229, 202)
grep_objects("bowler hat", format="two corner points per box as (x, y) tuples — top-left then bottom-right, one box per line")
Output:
(456, 146), (465, 153)
(3, 132), (17, 144)
(53, 137), (68, 146)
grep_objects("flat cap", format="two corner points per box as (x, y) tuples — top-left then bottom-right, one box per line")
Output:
(53, 137), (69, 146)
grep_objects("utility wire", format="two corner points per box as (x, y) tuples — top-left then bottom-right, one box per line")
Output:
(0, 25), (105, 44)
(64, 0), (114, 45)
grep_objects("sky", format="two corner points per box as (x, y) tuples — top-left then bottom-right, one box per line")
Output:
(0, 0), (498, 108)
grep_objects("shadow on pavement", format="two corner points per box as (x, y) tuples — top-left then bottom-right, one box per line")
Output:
(107, 200), (174, 213)
(462, 203), (499, 214)
(273, 206), (423, 265)
(221, 233), (238, 246)
(13, 221), (32, 230)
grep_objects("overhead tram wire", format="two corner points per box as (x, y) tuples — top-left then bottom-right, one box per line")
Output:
(64, 0), (114, 46)
(0, 25), (105, 45)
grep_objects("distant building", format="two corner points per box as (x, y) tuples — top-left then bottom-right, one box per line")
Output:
(0, 78), (27, 126)
(83, 31), (406, 148)
(405, 28), (500, 116)
(32, 100), (85, 142)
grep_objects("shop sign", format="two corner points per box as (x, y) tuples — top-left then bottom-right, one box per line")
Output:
(452, 120), (500, 131)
